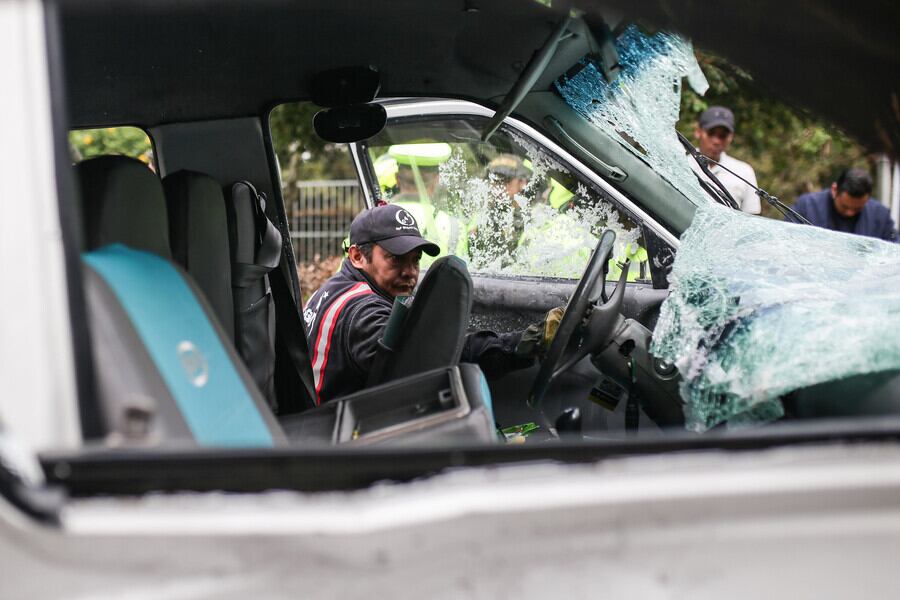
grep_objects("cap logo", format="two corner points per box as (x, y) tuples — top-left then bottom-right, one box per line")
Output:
(395, 209), (416, 227)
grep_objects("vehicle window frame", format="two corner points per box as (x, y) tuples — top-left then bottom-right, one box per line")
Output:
(350, 100), (679, 285)
(68, 125), (157, 170)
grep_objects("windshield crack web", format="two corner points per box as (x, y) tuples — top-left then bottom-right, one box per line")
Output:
(436, 134), (640, 278)
(651, 203), (900, 431)
(557, 25), (900, 430)
(555, 25), (710, 206)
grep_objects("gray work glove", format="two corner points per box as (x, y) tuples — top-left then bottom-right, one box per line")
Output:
(516, 306), (565, 358)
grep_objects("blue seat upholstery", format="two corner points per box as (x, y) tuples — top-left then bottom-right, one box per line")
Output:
(77, 156), (284, 447)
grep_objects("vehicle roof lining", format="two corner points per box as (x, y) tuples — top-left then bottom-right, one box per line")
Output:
(592, 0), (900, 154)
(57, 0), (900, 152)
(58, 0), (567, 128)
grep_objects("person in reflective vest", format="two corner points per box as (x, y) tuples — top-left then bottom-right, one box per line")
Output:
(518, 184), (650, 282)
(469, 154), (532, 268)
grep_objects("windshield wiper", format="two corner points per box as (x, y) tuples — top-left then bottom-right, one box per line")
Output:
(677, 131), (740, 210)
(677, 131), (811, 225)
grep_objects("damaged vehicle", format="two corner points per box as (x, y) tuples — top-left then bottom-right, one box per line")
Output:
(2, 0), (900, 596)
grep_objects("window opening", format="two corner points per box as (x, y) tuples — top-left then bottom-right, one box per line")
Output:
(68, 127), (154, 167)
(269, 102), (362, 301)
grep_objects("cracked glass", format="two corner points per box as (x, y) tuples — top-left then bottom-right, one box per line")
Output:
(558, 24), (900, 430)
(651, 204), (900, 431)
(365, 116), (648, 281)
(555, 25), (711, 207)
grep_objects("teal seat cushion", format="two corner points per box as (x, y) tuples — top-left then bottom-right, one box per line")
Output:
(83, 244), (275, 447)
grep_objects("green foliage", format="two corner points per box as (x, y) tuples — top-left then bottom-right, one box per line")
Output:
(677, 52), (869, 219)
(269, 103), (357, 187)
(69, 127), (153, 164)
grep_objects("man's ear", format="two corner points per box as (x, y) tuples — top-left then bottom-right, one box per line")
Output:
(830, 182), (839, 198)
(694, 126), (703, 141)
(348, 245), (367, 268)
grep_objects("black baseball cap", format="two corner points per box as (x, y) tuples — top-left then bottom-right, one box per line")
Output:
(698, 106), (735, 132)
(349, 204), (440, 256)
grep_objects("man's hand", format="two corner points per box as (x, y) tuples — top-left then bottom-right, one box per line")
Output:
(517, 306), (565, 358)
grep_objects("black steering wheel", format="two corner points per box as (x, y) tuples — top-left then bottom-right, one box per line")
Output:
(528, 229), (631, 408)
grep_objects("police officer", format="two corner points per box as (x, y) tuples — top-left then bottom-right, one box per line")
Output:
(469, 154), (531, 267)
(384, 143), (468, 264)
(303, 203), (558, 405)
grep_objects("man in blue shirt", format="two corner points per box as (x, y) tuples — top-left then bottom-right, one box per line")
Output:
(794, 168), (897, 242)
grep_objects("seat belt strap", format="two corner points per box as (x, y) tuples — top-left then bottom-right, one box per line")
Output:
(264, 187), (319, 412)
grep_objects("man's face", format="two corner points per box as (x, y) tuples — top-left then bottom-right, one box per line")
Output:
(505, 177), (528, 199)
(351, 244), (421, 297)
(831, 183), (870, 218)
(694, 125), (734, 162)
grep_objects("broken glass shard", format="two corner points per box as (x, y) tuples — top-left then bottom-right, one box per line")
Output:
(555, 25), (711, 207)
(651, 203), (900, 431)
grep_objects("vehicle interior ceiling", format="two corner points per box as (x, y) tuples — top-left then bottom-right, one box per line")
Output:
(52, 0), (900, 458)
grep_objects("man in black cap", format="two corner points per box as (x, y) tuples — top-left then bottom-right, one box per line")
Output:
(693, 105), (761, 214)
(303, 204), (558, 404)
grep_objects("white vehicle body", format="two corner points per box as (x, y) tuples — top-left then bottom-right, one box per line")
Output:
(3, 443), (900, 598)
(1, 1), (899, 597)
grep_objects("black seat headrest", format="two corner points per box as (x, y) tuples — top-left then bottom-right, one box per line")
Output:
(163, 170), (235, 339)
(77, 155), (171, 258)
(376, 255), (473, 383)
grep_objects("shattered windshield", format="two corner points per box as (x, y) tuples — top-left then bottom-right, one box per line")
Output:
(651, 203), (900, 431)
(555, 24), (900, 430)
(556, 25), (712, 207)
(365, 117), (648, 281)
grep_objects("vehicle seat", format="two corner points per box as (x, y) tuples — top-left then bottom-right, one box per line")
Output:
(162, 170), (234, 340)
(368, 255), (473, 385)
(78, 156), (285, 447)
(163, 173), (282, 411)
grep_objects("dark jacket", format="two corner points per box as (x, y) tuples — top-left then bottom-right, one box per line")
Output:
(794, 190), (898, 242)
(303, 261), (524, 405)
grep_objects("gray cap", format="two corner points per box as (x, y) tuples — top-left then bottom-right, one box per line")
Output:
(349, 204), (440, 257)
(699, 106), (735, 132)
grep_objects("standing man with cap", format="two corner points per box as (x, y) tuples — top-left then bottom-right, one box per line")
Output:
(694, 105), (761, 214)
(303, 204), (560, 404)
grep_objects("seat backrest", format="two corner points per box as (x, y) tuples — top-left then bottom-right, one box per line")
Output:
(163, 174), (282, 411)
(163, 170), (234, 340)
(77, 156), (284, 447)
(79, 155), (172, 258)
(369, 255), (473, 385)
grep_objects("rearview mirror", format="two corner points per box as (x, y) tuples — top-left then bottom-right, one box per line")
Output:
(313, 104), (387, 143)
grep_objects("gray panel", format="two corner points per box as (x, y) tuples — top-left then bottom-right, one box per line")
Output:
(151, 118), (275, 199)
(83, 265), (194, 445)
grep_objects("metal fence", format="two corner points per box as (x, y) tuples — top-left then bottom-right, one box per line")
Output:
(285, 180), (364, 263)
